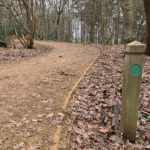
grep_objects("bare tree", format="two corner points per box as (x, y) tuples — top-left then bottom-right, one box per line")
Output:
(54, 0), (69, 40)
(120, 0), (137, 43)
(0, 0), (38, 48)
(0, 0), (146, 46)
(144, 0), (150, 56)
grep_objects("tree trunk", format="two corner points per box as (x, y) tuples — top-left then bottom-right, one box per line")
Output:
(90, 24), (95, 43)
(121, 0), (137, 43)
(89, 0), (96, 43)
(144, 0), (150, 56)
(28, 37), (34, 49)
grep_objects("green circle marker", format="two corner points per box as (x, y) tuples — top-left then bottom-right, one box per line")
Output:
(129, 64), (141, 76)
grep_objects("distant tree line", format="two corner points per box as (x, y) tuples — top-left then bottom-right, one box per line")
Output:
(0, 0), (149, 55)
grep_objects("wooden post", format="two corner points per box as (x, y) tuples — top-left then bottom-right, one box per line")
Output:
(121, 41), (145, 143)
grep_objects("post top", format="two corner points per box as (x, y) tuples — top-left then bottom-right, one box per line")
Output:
(126, 41), (145, 53)
(127, 41), (145, 46)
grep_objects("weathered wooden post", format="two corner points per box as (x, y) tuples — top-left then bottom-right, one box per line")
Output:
(121, 41), (145, 143)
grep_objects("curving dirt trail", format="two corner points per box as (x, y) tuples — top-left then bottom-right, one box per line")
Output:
(0, 41), (99, 150)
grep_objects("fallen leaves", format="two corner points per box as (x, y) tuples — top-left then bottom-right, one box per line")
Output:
(67, 45), (150, 149)
(0, 43), (54, 63)
(99, 127), (110, 134)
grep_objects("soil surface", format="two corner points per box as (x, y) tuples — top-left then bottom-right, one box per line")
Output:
(0, 41), (99, 150)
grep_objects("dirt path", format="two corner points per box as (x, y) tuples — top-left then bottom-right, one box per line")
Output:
(0, 41), (99, 150)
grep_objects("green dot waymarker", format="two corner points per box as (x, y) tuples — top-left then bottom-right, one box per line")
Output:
(129, 64), (141, 76)
(121, 41), (145, 143)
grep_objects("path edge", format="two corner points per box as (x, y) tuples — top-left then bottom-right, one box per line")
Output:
(50, 52), (100, 150)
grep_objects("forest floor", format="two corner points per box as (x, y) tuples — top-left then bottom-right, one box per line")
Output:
(0, 42), (149, 150)
(0, 41), (99, 150)
(65, 45), (150, 150)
